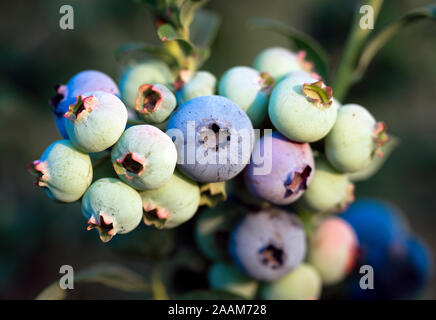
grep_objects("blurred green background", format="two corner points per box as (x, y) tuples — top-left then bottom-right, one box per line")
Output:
(0, 0), (435, 299)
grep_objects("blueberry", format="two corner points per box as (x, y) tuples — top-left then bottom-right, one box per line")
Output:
(194, 202), (241, 261)
(27, 140), (93, 203)
(166, 95), (254, 183)
(253, 47), (313, 82)
(229, 208), (306, 281)
(50, 70), (120, 139)
(244, 132), (314, 205)
(219, 66), (273, 127)
(82, 178), (143, 242)
(119, 60), (173, 110)
(176, 71), (216, 105)
(302, 156), (354, 213)
(308, 217), (358, 285)
(260, 263), (322, 300)
(135, 84), (176, 124)
(269, 71), (339, 143)
(208, 262), (259, 299)
(325, 104), (389, 173)
(141, 170), (200, 229)
(111, 125), (177, 190)
(65, 91), (128, 153)
(340, 199), (410, 271)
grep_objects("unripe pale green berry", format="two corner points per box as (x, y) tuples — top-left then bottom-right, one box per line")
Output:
(269, 72), (338, 143)
(82, 178), (143, 242)
(253, 47), (313, 82)
(119, 60), (174, 109)
(208, 262), (259, 299)
(260, 263), (322, 300)
(111, 125), (177, 190)
(325, 104), (389, 173)
(141, 170), (200, 229)
(302, 156), (355, 213)
(194, 202), (242, 261)
(135, 84), (176, 124)
(28, 140), (92, 203)
(218, 66), (274, 127)
(65, 91), (128, 153)
(176, 70), (216, 105)
(309, 217), (358, 285)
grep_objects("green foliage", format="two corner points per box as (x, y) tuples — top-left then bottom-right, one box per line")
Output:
(353, 4), (436, 83)
(35, 263), (150, 300)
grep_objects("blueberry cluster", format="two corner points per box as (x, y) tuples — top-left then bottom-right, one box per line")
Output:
(28, 44), (430, 299)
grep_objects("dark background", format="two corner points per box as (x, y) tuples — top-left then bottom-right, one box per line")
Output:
(0, 0), (435, 299)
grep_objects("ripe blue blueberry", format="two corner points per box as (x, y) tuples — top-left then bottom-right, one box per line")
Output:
(229, 208), (306, 281)
(82, 178), (143, 242)
(65, 91), (128, 153)
(218, 66), (274, 127)
(50, 70), (120, 138)
(111, 125), (177, 190)
(166, 95), (254, 183)
(28, 140), (92, 203)
(245, 132), (314, 205)
(340, 199), (409, 271)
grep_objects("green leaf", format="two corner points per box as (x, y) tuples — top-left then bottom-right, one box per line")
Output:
(114, 42), (178, 67)
(190, 9), (221, 48)
(353, 4), (436, 82)
(35, 263), (150, 300)
(157, 24), (195, 55)
(178, 289), (245, 300)
(200, 182), (227, 207)
(349, 134), (400, 182)
(250, 18), (329, 80)
(180, 0), (209, 29)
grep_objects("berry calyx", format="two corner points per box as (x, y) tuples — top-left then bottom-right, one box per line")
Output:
(259, 72), (274, 94)
(173, 69), (193, 91)
(373, 121), (390, 158)
(135, 84), (163, 114)
(284, 165), (312, 197)
(64, 95), (97, 121)
(302, 81), (333, 108)
(49, 84), (67, 112)
(86, 212), (117, 243)
(113, 152), (147, 179)
(143, 202), (170, 228)
(27, 160), (49, 187)
(259, 244), (284, 270)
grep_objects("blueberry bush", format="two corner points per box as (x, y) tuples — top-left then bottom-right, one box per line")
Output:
(27, 0), (436, 300)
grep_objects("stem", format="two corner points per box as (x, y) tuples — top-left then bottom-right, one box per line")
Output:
(333, 0), (383, 101)
(151, 265), (169, 300)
